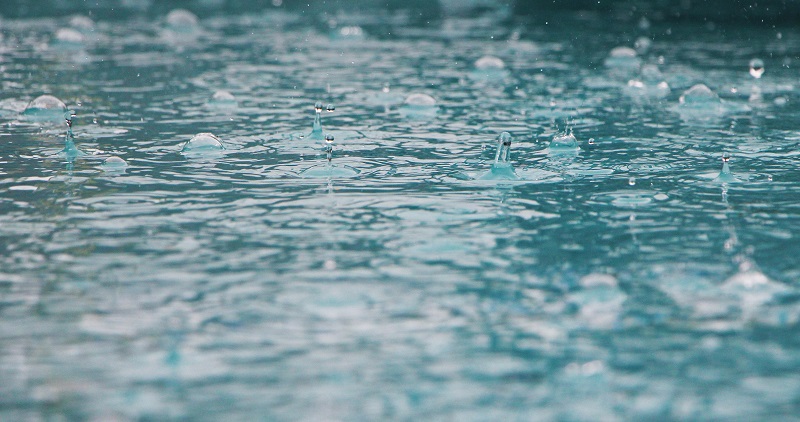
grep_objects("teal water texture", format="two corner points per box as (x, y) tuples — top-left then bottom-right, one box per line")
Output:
(1, 5), (800, 421)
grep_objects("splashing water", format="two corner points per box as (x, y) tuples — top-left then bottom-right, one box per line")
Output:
(548, 132), (580, 155)
(299, 134), (359, 179)
(478, 132), (519, 181)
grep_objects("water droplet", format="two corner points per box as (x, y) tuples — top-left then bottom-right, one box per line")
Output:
(749, 58), (765, 79)
(628, 177), (636, 186)
(326, 104), (335, 112)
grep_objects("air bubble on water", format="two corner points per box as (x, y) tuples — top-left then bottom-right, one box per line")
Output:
(399, 93), (438, 119)
(69, 15), (95, 33)
(326, 104), (335, 112)
(207, 90), (237, 109)
(626, 64), (670, 98)
(212, 90), (235, 102)
(181, 132), (224, 153)
(749, 58), (765, 79)
(101, 156), (128, 172)
(471, 55), (509, 81)
(53, 28), (85, 47)
(166, 9), (199, 33)
(475, 55), (505, 70)
(604, 46), (641, 72)
(403, 93), (436, 107)
(679, 84), (721, 107)
(22, 94), (67, 122)
(588, 138), (595, 145)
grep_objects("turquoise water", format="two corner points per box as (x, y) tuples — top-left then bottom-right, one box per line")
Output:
(2, 5), (800, 421)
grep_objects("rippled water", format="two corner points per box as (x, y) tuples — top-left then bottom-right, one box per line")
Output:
(2, 5), (800, 421)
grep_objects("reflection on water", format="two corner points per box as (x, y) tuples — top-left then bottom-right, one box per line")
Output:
(1, 3), (800, 421)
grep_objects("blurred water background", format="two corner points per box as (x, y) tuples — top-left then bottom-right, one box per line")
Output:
(2, 0), (800, 420)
